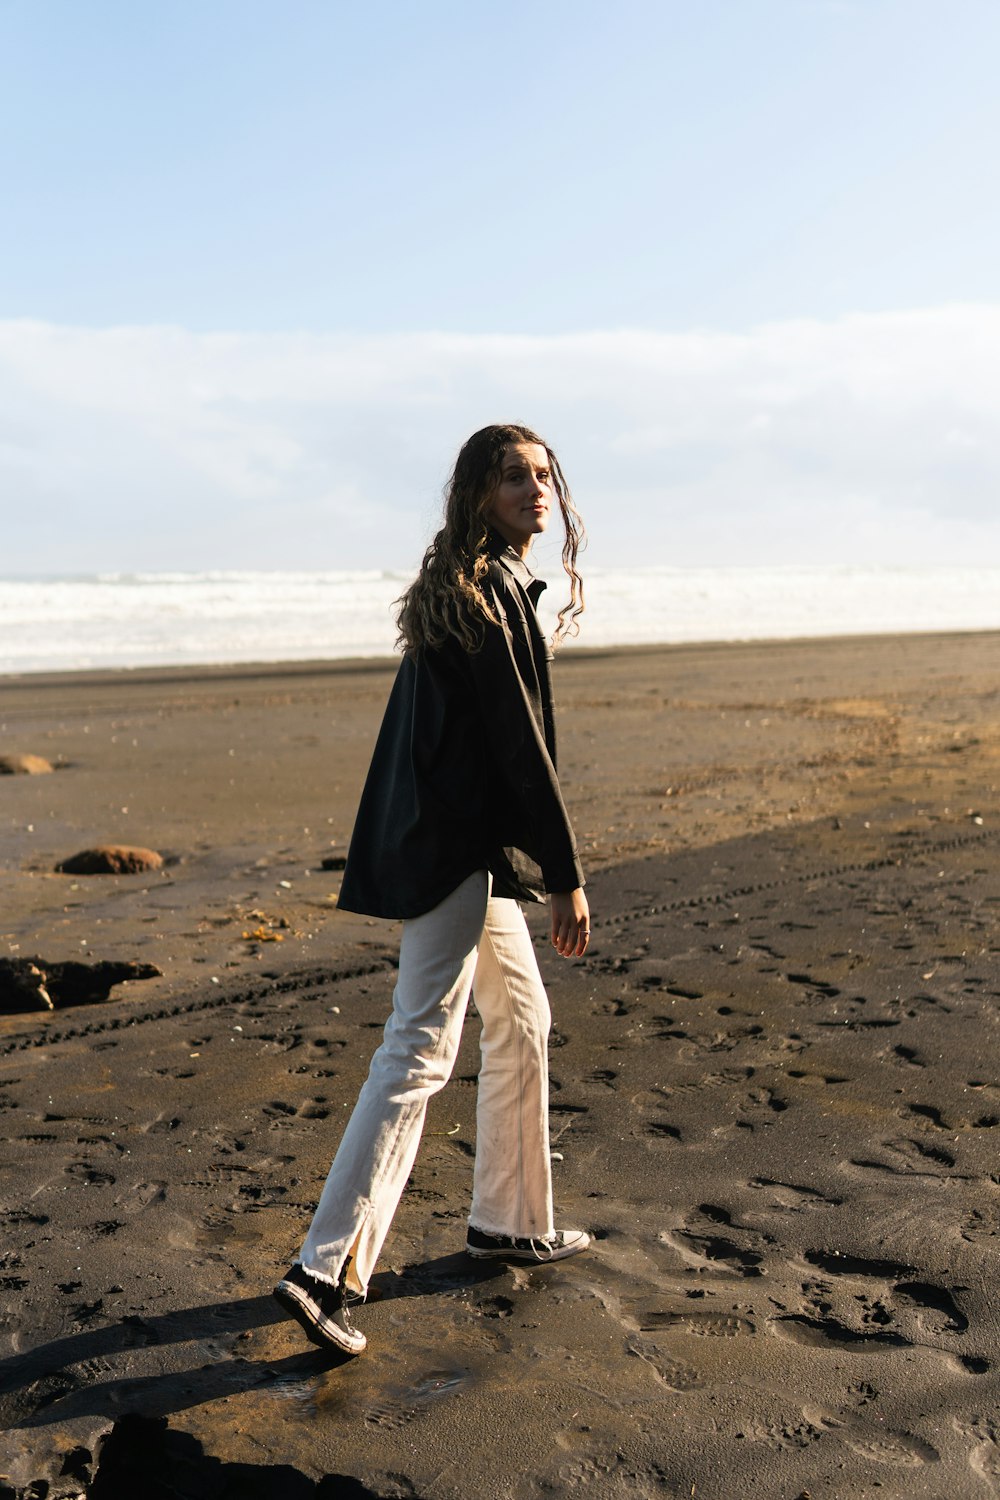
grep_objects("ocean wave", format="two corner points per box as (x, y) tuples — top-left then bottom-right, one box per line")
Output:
(2, 566), (998, 674)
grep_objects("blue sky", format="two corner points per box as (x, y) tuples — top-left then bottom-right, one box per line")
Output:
(2, 0), (999, 571)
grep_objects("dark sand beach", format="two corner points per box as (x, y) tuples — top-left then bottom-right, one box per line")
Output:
(1, 633), (998, 1498)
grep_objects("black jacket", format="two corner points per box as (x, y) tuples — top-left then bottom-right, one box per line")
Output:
(337, 536), (584, 920)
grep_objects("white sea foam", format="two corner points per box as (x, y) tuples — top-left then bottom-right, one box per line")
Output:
(1, 566), (997, 675)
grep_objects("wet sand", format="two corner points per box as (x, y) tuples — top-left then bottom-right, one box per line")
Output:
(1, 633), (999, 1498)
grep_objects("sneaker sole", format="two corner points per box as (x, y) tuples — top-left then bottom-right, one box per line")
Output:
(273, 1279), (366, 1355)
(465, 1240), (590, 1263)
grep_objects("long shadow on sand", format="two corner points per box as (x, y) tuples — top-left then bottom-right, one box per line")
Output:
(2, 1252), (500, 1429)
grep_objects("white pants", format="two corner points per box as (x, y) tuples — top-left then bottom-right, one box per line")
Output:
(299, 870), (555, 1295)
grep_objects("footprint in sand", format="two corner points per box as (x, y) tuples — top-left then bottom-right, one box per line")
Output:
(894, 1280), (969, 1336)
(364, 1400), (414, 1430)
(584, 1067), (618, 1089)
(747, 1177), (843, 1212)
(956, 1417), (1000, 1480)
(841, 1431), (940, 1467)
(553, 1453), (621, 1487)
(89, 1219), (123, 1238)
(626, 1335), (705, 1391)
(774, 1311), (910, 1352)
(803, 1249), (915, 1278)
(773, 1254), (984, 1371)
(118, 1180), (167, 1209)
(261, 1097), (331, 1125)
(475, 1295), (514, 1320)
(739, 1414), (827, 1451)
(64, 1162), (116, 1186)
(640, 1307), (755, 1338)
(663, 1204), (769, 1278)
(884, 1137), (956, 1169)
(363, 1368), (468, 1430)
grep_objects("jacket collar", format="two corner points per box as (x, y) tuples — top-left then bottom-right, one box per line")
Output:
(486, 527), (546, 597)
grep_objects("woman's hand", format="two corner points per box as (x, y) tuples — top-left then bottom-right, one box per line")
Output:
(550, 888), (590, 958)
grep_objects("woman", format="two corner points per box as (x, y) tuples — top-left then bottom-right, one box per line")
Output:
(274, 424), (591, 1355)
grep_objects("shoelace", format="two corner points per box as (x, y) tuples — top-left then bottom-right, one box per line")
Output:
(528, 1236), (559, 1261)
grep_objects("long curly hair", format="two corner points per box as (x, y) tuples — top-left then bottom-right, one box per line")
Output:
(395, 424), (585, 654)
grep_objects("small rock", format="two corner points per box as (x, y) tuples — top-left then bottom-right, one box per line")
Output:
(56, 845), (164, 875)
(320, 854), (347, 871)
(0, 753), (54, 775)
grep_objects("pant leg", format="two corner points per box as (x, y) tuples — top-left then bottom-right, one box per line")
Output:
(299, 870), (489, 1295)
(469, 895), (555, 1240)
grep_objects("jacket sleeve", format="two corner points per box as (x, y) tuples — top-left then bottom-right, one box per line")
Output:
(465, 573), (585, 894)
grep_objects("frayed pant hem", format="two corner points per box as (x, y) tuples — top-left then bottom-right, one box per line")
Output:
(296, 1259), (356, 1294)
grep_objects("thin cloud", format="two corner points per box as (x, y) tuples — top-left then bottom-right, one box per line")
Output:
(2, 307), (999, 571)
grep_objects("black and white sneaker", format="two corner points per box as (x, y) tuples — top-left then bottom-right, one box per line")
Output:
(465, 1226), (591, 1262)
(273, 1262), (367, 1355)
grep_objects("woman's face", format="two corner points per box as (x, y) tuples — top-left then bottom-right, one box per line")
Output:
(486, 442), (553, 557)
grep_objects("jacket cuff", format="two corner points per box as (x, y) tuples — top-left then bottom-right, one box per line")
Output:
(542, 851), (586, 894)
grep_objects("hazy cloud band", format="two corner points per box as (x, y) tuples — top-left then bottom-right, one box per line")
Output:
(3, 307), (998, 572)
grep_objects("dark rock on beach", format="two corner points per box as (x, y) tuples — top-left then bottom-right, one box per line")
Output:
(55, 845), (165, 875)
(0, 753), (54, 775)
(0, 956), (161, 1012)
